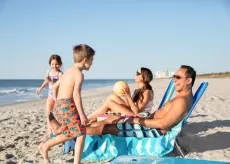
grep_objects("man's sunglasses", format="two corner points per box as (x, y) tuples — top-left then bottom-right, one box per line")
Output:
(136, 71), (141, 76)
(172, 75), (182, 79)
(173, 75), (188, 79)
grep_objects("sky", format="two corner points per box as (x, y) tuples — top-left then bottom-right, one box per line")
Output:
(0, 0), (230, 79)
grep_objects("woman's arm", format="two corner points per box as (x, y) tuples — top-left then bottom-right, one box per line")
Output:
(124, 97), (130, 107)
(137, 90), (152, 111)
(122, 89), (139, 114)
(123, 88), (136, 107)
(124, 90), (152, 115)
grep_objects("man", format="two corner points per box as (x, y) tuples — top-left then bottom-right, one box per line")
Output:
(87, 65), (196, 136)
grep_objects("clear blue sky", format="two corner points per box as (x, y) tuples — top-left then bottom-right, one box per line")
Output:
(0, 0), (230, 79)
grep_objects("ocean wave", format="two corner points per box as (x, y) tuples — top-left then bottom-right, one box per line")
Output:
(15, 99), (28, 102)
(0, 88), (39, 96)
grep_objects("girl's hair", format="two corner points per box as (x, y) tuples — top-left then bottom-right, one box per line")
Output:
(49, 54), (63, 66)
(132, 67), (153, 103)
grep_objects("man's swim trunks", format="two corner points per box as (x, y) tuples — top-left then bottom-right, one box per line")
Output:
(53, 98), (86, 137)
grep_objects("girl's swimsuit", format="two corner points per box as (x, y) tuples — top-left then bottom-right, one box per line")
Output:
(48, 69), (62, 100)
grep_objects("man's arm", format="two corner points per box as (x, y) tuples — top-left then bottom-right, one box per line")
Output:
(128, 97), (187, 130)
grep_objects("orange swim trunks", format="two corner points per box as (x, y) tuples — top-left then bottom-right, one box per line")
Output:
(53, 98), (86, 137)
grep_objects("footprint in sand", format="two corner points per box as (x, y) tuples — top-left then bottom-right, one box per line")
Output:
(5, 154), (14, 159)
(24, 141), (29, 147)
(0, 146), (5, 151)
(0, 117), (11, 123)
(210, 96), (225, 102)
(14, 136), (24, 141)
(6, 161), (17, 164)
(5, 144), (15, 149)
(219, 97), (225, 101)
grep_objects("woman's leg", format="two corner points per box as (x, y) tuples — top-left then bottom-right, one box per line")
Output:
(49, 113), (63, 135)
(88, 94), (127, 120)
(107, 100), (135, 116)
(86, 116), (121, 135)
(89, 115), (125, 127)
(109, 93), (127, 105)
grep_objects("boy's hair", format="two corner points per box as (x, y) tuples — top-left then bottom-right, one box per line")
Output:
(181, 65), (196, 86)
(73, 44), (95, 63)
(49, 54), (62, 66)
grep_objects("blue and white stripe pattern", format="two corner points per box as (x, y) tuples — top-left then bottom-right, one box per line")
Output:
(80, 121), (182, 160)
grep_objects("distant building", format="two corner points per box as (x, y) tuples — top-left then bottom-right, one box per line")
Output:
(155, 69), (175, 79)
(165, 70), (170, 77)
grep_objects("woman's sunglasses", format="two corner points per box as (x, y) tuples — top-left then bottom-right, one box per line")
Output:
(136, 71), (141, 76)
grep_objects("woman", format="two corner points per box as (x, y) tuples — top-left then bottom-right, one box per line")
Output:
(88, 67), (154, 121)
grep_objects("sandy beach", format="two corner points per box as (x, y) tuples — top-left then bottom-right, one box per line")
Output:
(0, 78), (230, 163)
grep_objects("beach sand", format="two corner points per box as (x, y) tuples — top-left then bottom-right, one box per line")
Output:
(0, 78), (230, 163)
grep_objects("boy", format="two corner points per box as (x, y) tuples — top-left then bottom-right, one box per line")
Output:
(38, 44), (95, 164)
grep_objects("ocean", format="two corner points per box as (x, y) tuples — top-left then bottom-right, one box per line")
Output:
(0, 79), (134, 105)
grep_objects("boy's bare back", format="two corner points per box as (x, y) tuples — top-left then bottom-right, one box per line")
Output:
(57, 66), (83, 99)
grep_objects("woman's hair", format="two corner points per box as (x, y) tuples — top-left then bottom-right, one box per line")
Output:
(132, 67), (153, 103)
(49, 54), (63, 66)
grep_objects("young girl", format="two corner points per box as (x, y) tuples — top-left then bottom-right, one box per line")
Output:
(36, 54), (63, 135)
(88, 67), (154, 120)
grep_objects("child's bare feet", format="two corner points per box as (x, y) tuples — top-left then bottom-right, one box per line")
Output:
(38, 143), (49, 162)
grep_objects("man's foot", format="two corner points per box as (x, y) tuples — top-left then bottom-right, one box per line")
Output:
(38, 143), (49, 162)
